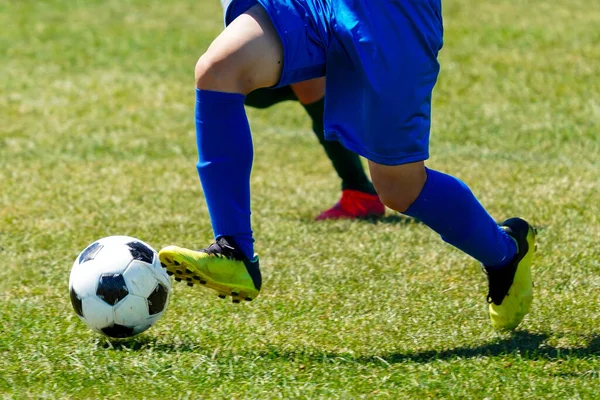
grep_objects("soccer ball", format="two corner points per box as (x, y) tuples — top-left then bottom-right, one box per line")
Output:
(69, 236), (171, 338)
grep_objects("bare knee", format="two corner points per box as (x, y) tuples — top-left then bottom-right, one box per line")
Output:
(368, 161), (427, 213)
(195, 52), (249, 93)
(194, 5), (284, 94)
(376, 186), (421, 213)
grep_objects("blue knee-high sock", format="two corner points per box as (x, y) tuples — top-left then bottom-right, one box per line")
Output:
(404, 168), (517, 268)
(195, 89), (254, 259)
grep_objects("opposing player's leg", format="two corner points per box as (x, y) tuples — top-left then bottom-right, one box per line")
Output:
(160, 5), (283, 302)
(244, 86), (296, 109)
(244, 78), (383, 220)
(289, 79), (384, 220)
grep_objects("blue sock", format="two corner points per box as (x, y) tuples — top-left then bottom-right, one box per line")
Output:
(195, 89), (254, 259)
(404, 168), (517, 268)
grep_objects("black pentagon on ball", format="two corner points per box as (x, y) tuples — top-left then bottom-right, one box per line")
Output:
(69, 287), (84, 317)
(126, 241), (154, 264)
(147, 282), (168, 315)
(79, 242), (103, 264)
(101, 324), (135, 338)
(96, 274), (129, 306)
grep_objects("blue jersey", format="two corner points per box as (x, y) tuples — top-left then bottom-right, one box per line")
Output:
(227, 0), (444, 165)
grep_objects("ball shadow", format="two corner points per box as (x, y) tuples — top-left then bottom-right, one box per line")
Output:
(98, 335), (204, 353)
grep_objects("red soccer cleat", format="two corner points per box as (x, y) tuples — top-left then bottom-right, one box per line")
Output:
(315, 189), (386, 221)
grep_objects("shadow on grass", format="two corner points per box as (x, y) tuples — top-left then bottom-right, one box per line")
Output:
(253, 332), (599, 364)
(361, 214), (421, 225)
(300, 213), (546, 229)
(102, 331), (599, 364)
(364, 332), (600, 364)
(99, 336), (203, 352)
(300, 213), (422, 225)
(253, 332), (600, 365)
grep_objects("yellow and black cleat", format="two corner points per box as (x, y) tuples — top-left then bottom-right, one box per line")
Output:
(159, 237), (261, 303)
(485, 217), (535, 330)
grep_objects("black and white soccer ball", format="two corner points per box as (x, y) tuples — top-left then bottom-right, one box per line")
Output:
(69, 236), (171, 338)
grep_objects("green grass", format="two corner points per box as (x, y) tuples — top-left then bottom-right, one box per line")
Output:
(1, 0), (599, 398)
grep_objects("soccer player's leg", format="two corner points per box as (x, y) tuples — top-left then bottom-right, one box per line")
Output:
(160, 4), (283, 302)
(161, 0), (328, 301)
(325, 0), (534, 329)
(369, 163), (535, 330)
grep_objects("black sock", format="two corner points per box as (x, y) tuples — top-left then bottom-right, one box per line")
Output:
(302, 98), (377, 195)
(244, 86), (296, 109)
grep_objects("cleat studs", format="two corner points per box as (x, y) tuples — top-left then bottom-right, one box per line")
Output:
(185, 269), (192, 274)
(187, 283), (194, 287)
(166, 271), (174, 276)
(218, 294), (226, 299)
(244, 297), (252, 302)
(175, 277), (182, 282)
(186, 278), (192, 282)
(160, 262), (167, 269)
(232, 299), (240, 304)
(173, 260), (180, 266)
(199, 280), (206, 285)
(231, 291), (239, 297)
(175, 270), (182, 275)
(192, 275), (200, 280)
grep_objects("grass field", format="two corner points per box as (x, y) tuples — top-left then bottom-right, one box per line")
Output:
(1, 0), (599, 398)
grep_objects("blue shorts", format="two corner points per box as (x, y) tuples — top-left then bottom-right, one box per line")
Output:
(226, 0), (444, 165)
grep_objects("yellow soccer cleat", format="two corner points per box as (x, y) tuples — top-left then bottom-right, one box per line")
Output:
(159, 237), (261, 303)
(484, 218), (536, 330)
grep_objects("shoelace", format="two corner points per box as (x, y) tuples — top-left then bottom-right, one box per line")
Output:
(202, 237), (245, 261)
